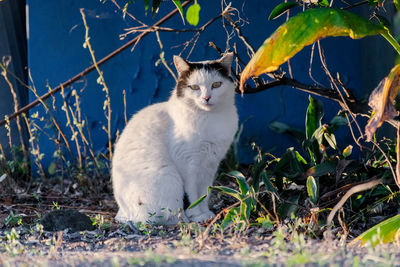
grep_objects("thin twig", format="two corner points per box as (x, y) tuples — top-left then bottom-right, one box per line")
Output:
(28, 71), (73, 157)
(223, 10), (255, 55)
(326, 178), (382, 227)
(0, 1), (192, 128)
(395, 126), (400, 189)
(60, 87), (82, 169)
(155, 31), (177, 82)
(120, 12), (223, 38)
(342, 0), (369, 10)
(0, 58), (27, 156)
(81, 9), (113, 163)
(197, 201), (240, 250)
(371, 139), (398, 184)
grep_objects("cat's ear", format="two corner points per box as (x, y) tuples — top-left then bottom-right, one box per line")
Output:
(173, 55), (190, 75)
(218, 52), (234, 74)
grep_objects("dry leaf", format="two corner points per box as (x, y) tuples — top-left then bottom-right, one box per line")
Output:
(365, 64), (400, 141)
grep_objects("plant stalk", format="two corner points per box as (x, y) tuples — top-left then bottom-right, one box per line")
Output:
(381, 31), (400, 56)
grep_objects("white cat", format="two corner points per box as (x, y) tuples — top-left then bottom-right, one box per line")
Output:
(112, 53), (238, 225)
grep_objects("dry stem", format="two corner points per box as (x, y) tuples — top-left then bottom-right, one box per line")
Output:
(0, 58), (27, 157)
(28, 71), (73, 157)
(396, 126), (400, 189)
(326, 178), (382, 227)
(80, 9), (113, 164)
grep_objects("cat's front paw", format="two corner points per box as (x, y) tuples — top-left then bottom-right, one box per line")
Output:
(188, 211), (215, 223)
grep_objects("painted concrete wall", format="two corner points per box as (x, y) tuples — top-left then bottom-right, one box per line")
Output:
(0, 0), (28, 158)
(26, 1), (396, 169)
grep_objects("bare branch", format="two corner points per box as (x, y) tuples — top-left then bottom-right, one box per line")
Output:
(342, 0), (369, 10)
(326, 178), (382, 227)
(0, 1), (192, 128)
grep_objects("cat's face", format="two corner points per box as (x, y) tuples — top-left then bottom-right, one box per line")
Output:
(173, 53), (234, 111)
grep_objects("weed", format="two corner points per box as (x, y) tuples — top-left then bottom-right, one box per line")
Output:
(52, 201), (60, 210)
(91, 214), (111, 231)
(128, 250), (176, 266)
(4, 228), (24, 256)
(4, 212), (23, 227)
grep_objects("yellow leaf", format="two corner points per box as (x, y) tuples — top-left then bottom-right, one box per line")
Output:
(239, 8), (385, 92)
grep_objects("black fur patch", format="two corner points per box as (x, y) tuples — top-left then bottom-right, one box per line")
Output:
(175, 62), (231, 98)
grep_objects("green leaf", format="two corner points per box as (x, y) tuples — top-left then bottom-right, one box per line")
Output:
(152, 0), (162, 15)
(368, 0), (380, 6)
(306, 95), (324, 139)
(221, 207), (240, 229)
(269, 121), (306, 143)
(350, 214), (400, 247)
(143, 0), (150, 12)
(256, 215), (274, 230)
(210, 186), (241, 200)
(305, 161), (337, 177)
(275, 148), (307, 179)
(240, 8), (386, 91)
(306, 176), (319, 205)
(376, 15), (391, 29)
(311, 125), (325, 145)
(172, 0), (185, 24)
(318, 0), (330, 6)
(394, 0), (400, 13)
(277, 194), (300, 219)
(48, 162), (56, 176)
(268, 2), (298, 21)
(294, 151), (308, 165)
(306, 96), (324, 162)
(187, 194), (207, 209)
(227, 171), (250, 195)
(324, 132), (337, 150)
(251, 159), (266, 193)
(261, 171), (278, 195)
(240, 200), (251, 224)
(343, 145), (353, 158)
(186, 3), (201, 26)
(122, 2), (131, 19)
(329, 113), (348, 133)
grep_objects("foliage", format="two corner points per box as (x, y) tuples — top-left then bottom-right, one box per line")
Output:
(268, 2), (298, 21)
(240, 8), (393, 90)
(1, 0), (400, 248)
(191, 96), (399, 233)
(235, 0), (400, 242)
(185, 2), (201, 26)
(121, 0), (201, 26)
(350, 214), (400, 247)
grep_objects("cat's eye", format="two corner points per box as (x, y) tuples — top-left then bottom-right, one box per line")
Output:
(189, 84), (200, 90)
(212, 82), (222, 89)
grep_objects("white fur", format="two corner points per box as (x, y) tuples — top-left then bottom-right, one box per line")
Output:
(112, 53), (238, 225)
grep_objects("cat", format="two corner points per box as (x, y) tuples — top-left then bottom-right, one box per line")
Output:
(112, 52), (238, 225)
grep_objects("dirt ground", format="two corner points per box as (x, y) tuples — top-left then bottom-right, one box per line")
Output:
(1, 187), (400, 266)
(1, 225), (400, 266)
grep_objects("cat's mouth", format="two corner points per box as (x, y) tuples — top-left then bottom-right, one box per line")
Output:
(198, 101), (213, 110)
(201, 102), (213, 108)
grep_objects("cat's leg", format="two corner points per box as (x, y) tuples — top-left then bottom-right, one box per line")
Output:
(184, 166), (216, 222)
(114, 165), (185, 225)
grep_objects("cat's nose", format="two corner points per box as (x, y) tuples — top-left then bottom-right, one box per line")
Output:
(203, 95), (211, 102)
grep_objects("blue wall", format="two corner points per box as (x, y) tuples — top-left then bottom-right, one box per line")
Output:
(27, 1), (393, 170)
(0, 0), (28, 157)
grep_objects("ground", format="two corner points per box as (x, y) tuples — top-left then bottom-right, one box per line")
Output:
(1, 183), (400, 266)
